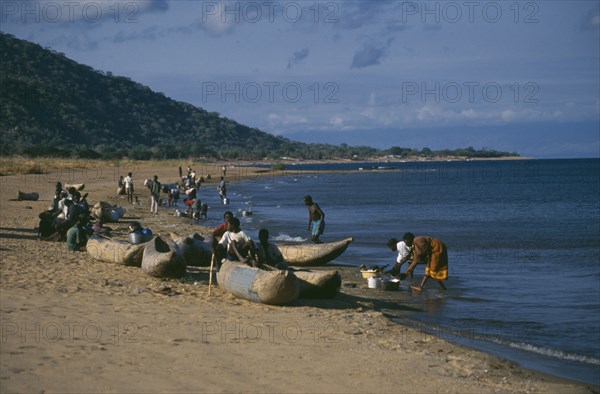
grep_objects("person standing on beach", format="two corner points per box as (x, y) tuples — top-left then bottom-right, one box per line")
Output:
(304, 195), (325, 243)
(117, 176), (126, 196)
(178, 165), (182, 179)
(150, 175), (161, 214)
(401, 232), (448, 292)
(124, 172), (134, 204)
(218, 176), (227, 203)
(386, 238), (413, 277)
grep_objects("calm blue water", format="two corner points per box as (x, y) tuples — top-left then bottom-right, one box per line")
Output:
(199, 159), (600, 385)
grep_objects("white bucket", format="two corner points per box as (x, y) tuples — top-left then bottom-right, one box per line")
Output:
(367, 277), (381, 289)
(223, 198), (229, 205)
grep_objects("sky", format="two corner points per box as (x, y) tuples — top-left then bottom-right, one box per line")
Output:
(1, 0), (599, 158)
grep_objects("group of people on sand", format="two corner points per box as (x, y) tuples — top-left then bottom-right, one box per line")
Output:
(206, 195), (324, 271)
(209, 211), (287, 272)
(140, 168), (206, 221)
(37, 181), (111, 252)
(304, 194), (448, 292)
(45, 164), (448, 292)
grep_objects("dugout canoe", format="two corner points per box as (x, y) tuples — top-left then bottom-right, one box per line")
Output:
(64, 183), (85, 191)
(169, 232), (212, 266)
(86, 235), (149, 267)
(217, 260), (299, 305)
(142, 235), (186, 278)
(294, 270), (341, 299)
(91, 201), (125, 223)
(17, 191), (39, 201)
(276, 237), (353, 266)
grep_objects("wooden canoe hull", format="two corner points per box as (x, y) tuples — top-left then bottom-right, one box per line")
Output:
(294, 270), (341, 299)
(64, 183), (85, 191)
(276, 237), (353, 266)
(86, 235), (148, 267)
(217, 260), (299, 305)
(169, 233), (212, 266)
(142, 236), (186, 278)
(91, 202), (125, 223)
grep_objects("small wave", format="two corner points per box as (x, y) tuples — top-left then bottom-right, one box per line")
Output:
(420, 323), (600, 367)
(273, 233), (306, 242)
(508, 342), (600, 366)
(453, 296), (492, 303)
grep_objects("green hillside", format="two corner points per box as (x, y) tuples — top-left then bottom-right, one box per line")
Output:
(0, 32), (517, 161)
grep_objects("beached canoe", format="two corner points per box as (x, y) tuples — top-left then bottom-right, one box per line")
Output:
(142, 236), (186, 278)
(217, 260), (299, 305)
(294, 270), (341, 299)
(64, 183), (85, 191)
(169, 232), (212, 266)
(17, 191), (39, 201)
(276, 237), (353, 266)
(86, 235), (149, 267)
(91, 201), (125, 223)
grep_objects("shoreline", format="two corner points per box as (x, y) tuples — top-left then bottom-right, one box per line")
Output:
(0, 155), (532, 178)
(1, 163), (597, 393)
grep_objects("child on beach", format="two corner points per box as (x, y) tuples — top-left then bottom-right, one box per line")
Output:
(256, 229), (288, 270)
(124, 172), (134, 204)
(66, 214), (89, 252)
(215, 217), (256, 267)
(211, 211), (234, 252)
(386, 238), (413, 277)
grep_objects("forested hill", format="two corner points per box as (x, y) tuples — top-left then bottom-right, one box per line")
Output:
(0, 33), (518, 160)
(0, 32), (315, 160)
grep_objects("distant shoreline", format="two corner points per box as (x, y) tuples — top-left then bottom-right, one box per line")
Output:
(1, 155), (531, 178)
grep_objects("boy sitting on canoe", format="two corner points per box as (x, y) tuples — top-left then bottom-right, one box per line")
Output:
(256, 229), (288, 270)
(215, 217), (257, 267)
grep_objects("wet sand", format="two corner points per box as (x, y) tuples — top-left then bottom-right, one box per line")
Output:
(0, 161), (595, 393)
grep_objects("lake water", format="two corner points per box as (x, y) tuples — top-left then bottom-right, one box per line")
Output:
(196, 159), (600, 385)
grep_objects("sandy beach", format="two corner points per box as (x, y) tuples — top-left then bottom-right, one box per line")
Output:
(0, 160), (596, 393)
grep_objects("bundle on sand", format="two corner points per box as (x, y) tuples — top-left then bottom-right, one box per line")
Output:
(217, 260), (299, 305)
(17, 191), (39, 201)
(142, 235), (186, 278)
(294, 270), (341, 299)
(64, 183), (85, 191)
(117, 186), (126, 195)
(91, 201), (125, 223)
(87, 235), (149, 267)
(169, 232), (211, 266)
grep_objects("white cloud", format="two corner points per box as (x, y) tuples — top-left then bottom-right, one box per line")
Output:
(0, 0), (168, 24)
(329, 115), (345, 127)
(267, 113), (308, 127)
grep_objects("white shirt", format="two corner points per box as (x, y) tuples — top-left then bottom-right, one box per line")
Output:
(218, 230), (252, 248)
(396, 241), (411, 263)
(124, 175), (133, 188)
(57, 198), (68, 220)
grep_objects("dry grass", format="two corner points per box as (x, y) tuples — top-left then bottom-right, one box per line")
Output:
(0, 157), (224, 176)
